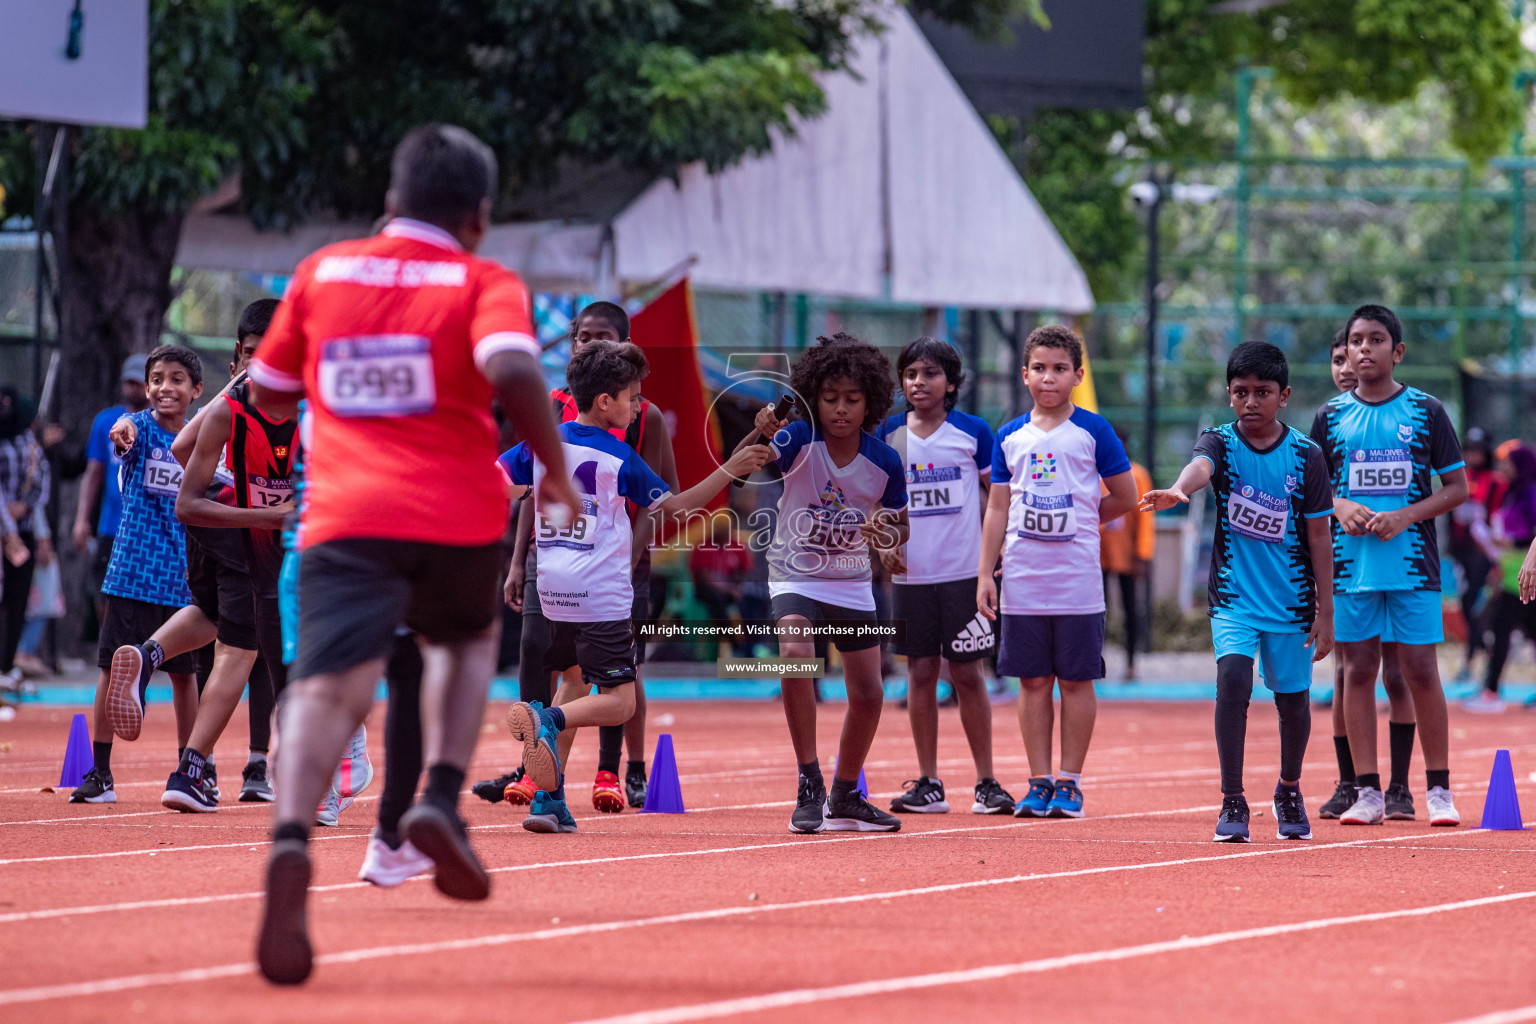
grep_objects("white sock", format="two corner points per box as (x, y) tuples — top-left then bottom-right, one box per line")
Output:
(1057, 770), (1083, 784)
(247, 752), (267, 766)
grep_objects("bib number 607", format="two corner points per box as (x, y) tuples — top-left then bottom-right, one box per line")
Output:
(1021, 508), (1068, 534)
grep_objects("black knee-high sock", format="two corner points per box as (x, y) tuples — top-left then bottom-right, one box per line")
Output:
(597, 724), (623, 776)
(1388, 721), (1415, 790)
(1273, 691), (1312, 785)
(378, 633), (424, 843)
(1215, 655), (1254, 796)
(247, 654), (274, 754)
(1333, 736), (1355, 782)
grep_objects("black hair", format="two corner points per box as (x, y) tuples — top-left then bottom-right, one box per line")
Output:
(1023, 324), (1084, 370)
(1330, 327), (1347, 353)
(388, 124), (497, 229)
(1226, 340), (1288, 390)
(574, 301), (630, 341)
(238, 298), (280, 345)
(789, 332), (896, 432)
(1345, 303), (1403, 348)
(896, 336), (964, 411)
(144, 343), (204, 386)
(567, 340), (645, 412)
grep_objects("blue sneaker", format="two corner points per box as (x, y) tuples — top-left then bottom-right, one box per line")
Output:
(1046, 779), (1084, 818)
(522, 791), (578, 834)
(506, 700), (562, 793)
(1213, 794), (1251, 843)
(1013, 777), (1054, 818)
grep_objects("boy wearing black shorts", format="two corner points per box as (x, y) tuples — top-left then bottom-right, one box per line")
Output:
(877, 337), (1011, 814)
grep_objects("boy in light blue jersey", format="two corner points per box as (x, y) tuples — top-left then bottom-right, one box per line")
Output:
(1309, 304), (1467, 827)
(1144, 342), (1335, 843)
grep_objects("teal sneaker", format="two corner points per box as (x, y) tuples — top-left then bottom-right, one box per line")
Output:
(522, 791), (578, 834)
(1046, 779), (1084, 818)
(1013, 777), (1054, 818)
(506, 700), (562, 792)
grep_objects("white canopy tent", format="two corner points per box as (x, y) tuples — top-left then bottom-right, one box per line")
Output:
(177, 7), (1092, 313)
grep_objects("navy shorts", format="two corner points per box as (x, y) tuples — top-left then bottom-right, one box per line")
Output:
(997, 612), (1105, 681)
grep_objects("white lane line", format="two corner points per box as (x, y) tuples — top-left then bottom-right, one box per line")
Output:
(1444, 1006), (1536, 1024)
(568, 890), (1536, 1024)
(0, 805), (1220, 921)
(0, 817), (1517, 1004)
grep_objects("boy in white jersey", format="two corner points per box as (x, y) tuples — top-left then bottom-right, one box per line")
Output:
(747, 334), (910, 834)
(877, 337), (1012, 815)
(979, 326), (1137, 819)
(500, 341), (773, 830)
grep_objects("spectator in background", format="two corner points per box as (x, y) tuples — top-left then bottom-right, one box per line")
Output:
(72, 356), (150, 622)
(1469, 442), (1536, 713)
(1101, 428), (1154, 679)
(1450, 427), (1505, 682)
(0, 387), (54, 686)
(689, 515), (755, 657)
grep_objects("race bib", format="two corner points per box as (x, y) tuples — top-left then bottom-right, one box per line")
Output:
(1227, 481), (1288, 544)
(906, 465), (963, 518)
(318, 335), (436, 417)
(143, 447), (183, 498)
(1017, 491), (1076, 543)
(247, 473), (294, 509)
(1349, 448), (1412, 496)
(213, 445), (235, 489)
(537, 499), (598, 552)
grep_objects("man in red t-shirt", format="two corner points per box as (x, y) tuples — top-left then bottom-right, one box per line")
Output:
(247, 124), (577, 986)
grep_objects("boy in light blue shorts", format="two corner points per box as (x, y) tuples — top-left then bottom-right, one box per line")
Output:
(1143, 342), (1335, 843)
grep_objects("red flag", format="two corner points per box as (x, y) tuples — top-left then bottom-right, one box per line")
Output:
(630, 278), (722, 537)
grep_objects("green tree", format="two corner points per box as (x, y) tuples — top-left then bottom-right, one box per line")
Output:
(0, 0), (1037, 436)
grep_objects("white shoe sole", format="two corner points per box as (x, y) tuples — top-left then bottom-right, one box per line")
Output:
(891, 801), (949, 814)
(161, 789), (216, 813)
(1212, 832), (1250, 843)
(359, 855), (434, 887)
(105, 646), (146, 741)
(972, 802), (1011, 814)
(823, 817), (901, 832)
(71, 790), (116, 804)
(1338, 816), (1383, 825)
(1430, 815), (1461, 827)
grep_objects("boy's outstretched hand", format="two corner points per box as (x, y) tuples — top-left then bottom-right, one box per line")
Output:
(724, 443), (776, 479)
(1138, 488), (1188, 512)
(754, 404), (788, 441)
(109, 417), (137, 455)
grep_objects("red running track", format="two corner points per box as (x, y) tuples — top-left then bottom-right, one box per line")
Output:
(1, 699), (1534, 1023)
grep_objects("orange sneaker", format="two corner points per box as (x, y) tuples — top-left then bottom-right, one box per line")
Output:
(592, 770), (624, 813)
(504, 773), (537, 806)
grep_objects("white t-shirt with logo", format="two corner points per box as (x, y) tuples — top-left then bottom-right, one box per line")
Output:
(501, 422), (671, 622)
(766, 420), (908, 610)
(876, 409), (993, 585)
(993, 406), (1130, 615)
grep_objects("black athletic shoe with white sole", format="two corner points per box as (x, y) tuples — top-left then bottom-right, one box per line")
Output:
(889, 776), (949, 813)
(1213, 794), (1250, 843)
(105, 643), (155, 741)
(1318, 779), (1357, 819)
(70, 766), (116, 804)
(1273, 787), (1312, 840)
(161, 770), (218, 813)
(972, 777), (1015, 814)
(471, 768), (521, 804)
(625, 763), (648, 808)
(1384, 781), (1416, 820)
(240, 760), (275, 802)
(790, 774), (827, 834)
(826, 791), (902, 832)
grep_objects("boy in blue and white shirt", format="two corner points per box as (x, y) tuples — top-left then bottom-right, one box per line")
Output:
(1309, 303), (1467, 827)
(978, 325), (1137, 820)
(501, 340), (773, 830)
(749, 333), (910, 835)
(1144, 342), (1335, 843)
(876, 337), (1013, 816)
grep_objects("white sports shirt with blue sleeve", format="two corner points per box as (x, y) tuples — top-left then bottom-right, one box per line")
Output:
(766, 419), (908, 610)
(993, 406), (1131, 615)
(876, 409), (993, 585)
(500, 422), (672, 622)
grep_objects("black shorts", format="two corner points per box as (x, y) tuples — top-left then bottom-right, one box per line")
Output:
(997, 612), (1105, 681)
(89, 535), (115, 596)
(97, 596), (201, 673)
(254, 594), (288, 696)
(544, 619), (638, 688)
(770, 591), (881, 653)
(631, 551), (652, 667)
(186, 534), (258, 651)
(525, 551), (653, 666)
(892, 578), (993, 662)
(292, 539), (501, 680)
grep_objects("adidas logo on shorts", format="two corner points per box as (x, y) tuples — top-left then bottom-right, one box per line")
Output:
(951, 614), (996, 654)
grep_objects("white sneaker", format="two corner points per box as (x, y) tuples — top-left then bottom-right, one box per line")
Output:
(358, 831), (434, 887)
(334, 725), (374, 814)
(1339, 786), (1384, 825)
(1462, 692), (1507, 715)
(1426, 786), (1461, 827)
(315, 786), (341, 827)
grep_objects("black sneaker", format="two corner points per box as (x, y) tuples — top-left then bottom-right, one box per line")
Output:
(1213, 794), (1250, 843)
(1318, 779), (1357, 819)
(1273, 787), (1312, 840)
(826, 790), (902, 832)
(790, 773), (827, 834)
(471, 768), (521, 804)
(240, 760), (275, 802)
(401, 802), (491, 901)
(889, 777), (949, 814)
(206, 759), (220, 802)
(257, 839), (313, 985)
(972, 777), (1016, 814)
(106, 643), (155, 741)
(161, 770), (218, 813)
(625, 763), (648, 808)
(70, 766), (116, 804)
(1384, 781), (1416, 820)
